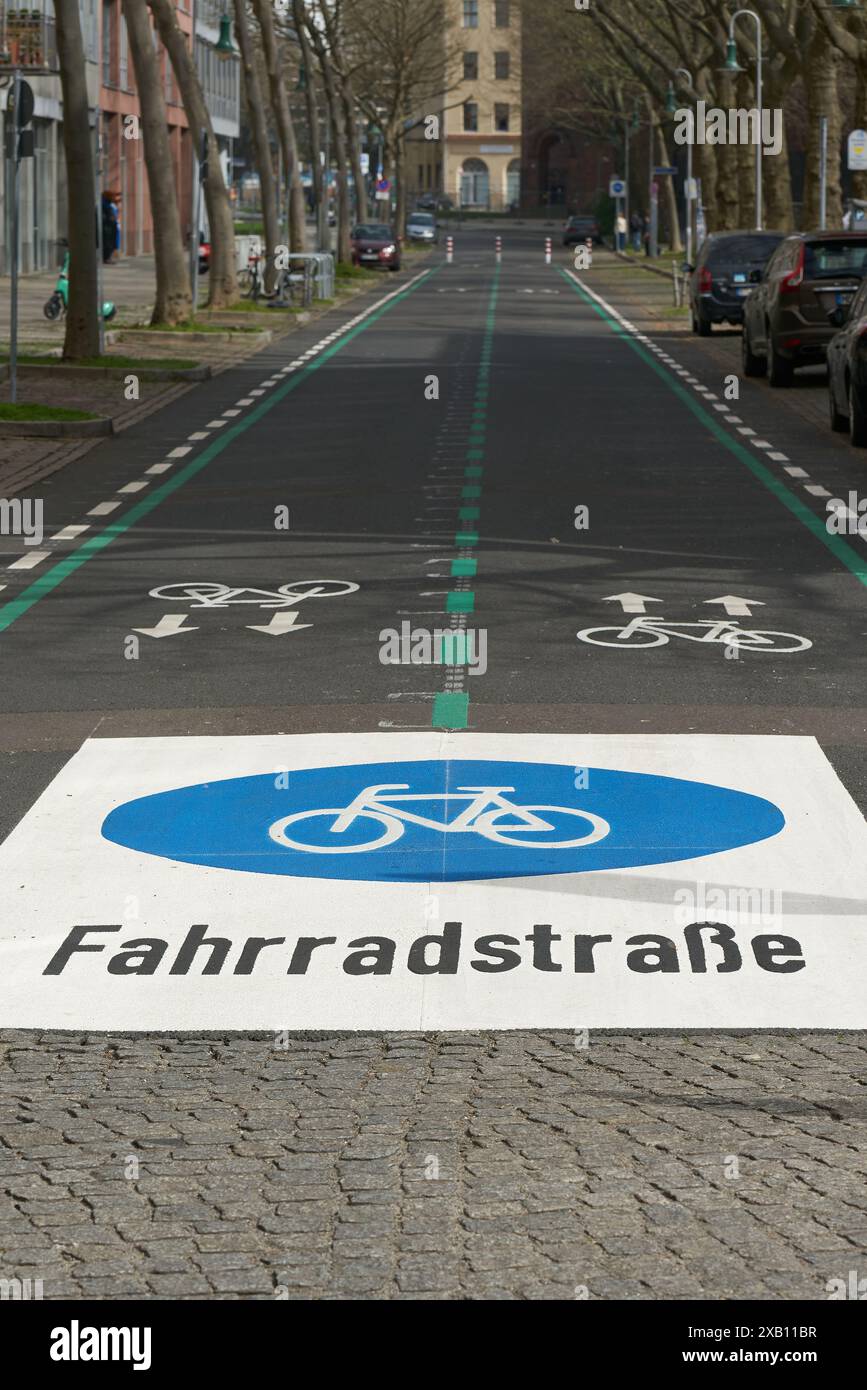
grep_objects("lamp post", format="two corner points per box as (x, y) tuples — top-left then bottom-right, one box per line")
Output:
(666, 68), (694, 264)
(189, 12), (236, 310)
(720, 10), (763, 230)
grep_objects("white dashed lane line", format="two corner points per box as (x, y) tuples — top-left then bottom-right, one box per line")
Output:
(565, 268), (860, 539)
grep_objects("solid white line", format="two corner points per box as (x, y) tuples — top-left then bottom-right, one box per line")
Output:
(87, 501), (121, 517)
(8, 551), (49, 570)
(51, 524), (89, 542)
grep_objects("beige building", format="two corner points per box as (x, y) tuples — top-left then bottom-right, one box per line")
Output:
(408, 0), (522, 213)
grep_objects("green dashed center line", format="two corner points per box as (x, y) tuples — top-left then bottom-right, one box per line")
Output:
(560, 269), (867, 590)
(432, 265), (500, 730)
(0, 267), (440, 637)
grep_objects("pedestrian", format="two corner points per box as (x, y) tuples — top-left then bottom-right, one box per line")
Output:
(615, 211), (627, 252)
(101, 191), (117, 264)
(642, 212), (651, 256)
(630, 210), (642, 252)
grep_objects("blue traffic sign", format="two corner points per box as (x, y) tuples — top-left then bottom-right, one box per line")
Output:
(102, 758), (785, 883)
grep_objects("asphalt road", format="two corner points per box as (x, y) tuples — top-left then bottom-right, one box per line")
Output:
(1, 229), (867, 1300)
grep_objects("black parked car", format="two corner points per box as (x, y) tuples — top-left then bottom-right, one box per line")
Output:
(687, 231), (784, 335)
(563, 214), (601, 247)
(743, 231), (867, 386)
(826, 274), (867, 445)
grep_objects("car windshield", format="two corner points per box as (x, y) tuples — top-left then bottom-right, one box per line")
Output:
(805, 239), (867, 279)
(706, 235), (782, 268)
(353, 225), (391, 239)
(410, 214), (435, 226)
(569, 217), (594, 227)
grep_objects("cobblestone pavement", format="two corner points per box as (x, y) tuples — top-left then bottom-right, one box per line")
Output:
(1, 1031), (865, 1300)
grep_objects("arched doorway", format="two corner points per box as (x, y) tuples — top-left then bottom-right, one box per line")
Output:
(460, 159), (490, 209)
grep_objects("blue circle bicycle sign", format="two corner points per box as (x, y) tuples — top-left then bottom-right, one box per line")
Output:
(101, 758), (785, 883)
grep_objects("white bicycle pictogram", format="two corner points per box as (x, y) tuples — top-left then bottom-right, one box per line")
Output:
(268, 783), (611, 855)
(148, 580), (359, 609)
(576, 616), (811, 653)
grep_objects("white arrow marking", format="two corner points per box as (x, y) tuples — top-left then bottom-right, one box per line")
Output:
(132, 614), (198, 639)
(246, 611), (313, 636)
(603, 593), (663, 615)
(704, 595), (765, 618)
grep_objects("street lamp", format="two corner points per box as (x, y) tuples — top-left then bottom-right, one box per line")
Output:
(215, 14), (237, 59)
(667, 67), (694, 265)
(720, 10), (763, 230)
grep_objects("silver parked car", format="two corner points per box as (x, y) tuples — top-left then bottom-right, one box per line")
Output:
(406, 210), (438, 244)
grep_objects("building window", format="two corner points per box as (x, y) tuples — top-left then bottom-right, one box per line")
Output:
(119, 15), (129, 89)
(494, 51), (510, 80)
(460, 158), (489, 208)
(463, 0), (478, 28)
(463, 102), (479, 133)
(463, 51), (478, 81)
(495, 104), (510, 132)
(102, 0), (116, 86)
(495, 0), (511, 25)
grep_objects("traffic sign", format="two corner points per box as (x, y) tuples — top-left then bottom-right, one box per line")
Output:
(848, 129), (867, 171)
(6, 78), (34, 129)
(609, 177), (626, 198)
(2, 732), (867, 1029)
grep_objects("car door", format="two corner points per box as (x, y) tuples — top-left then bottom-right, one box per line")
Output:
(832, 275), (867, 394)
(752, 240), (795, 349)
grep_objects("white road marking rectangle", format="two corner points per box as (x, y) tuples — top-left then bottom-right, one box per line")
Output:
(1, 733), (865, 1031)
(7, 550), (49, 570)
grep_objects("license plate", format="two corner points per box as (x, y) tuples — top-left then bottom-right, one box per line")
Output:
(733, 273), (746, 284)
(361, 253), (377, 260)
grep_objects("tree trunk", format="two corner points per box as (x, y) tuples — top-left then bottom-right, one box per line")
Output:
(234, 0), (279, 292)
(251, 0), (306, 254)
(393, 129), (407, 242)
(53, 0), (100, 358)
(803, 29), (842, 230)
(763, 70), (794, 232)
(693, 74), (717, 237)
(293, 0), (323, 248)
(122, 0), (192, 324)
(306, 21), (351, 263)
(656, 123), (682, 253)
(715, 73), (741, 230)
(341, 77), (367, 223)
(147, 0), (238, 306)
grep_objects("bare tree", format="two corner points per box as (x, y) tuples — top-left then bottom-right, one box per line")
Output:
(251, 0), (307, 254)
(148, 0), (239, 306)
(234, 0), (279, 292)
(122, 0), (192, 324)
(53, 0), (100, 358)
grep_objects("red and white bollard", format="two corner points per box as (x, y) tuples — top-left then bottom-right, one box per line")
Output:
(495, 235), (502, 263)
(446, 235), (454, 264)
(545, 236), (552, 265)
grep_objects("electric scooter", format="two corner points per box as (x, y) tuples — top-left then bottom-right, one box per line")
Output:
(43, 240), (116, 322)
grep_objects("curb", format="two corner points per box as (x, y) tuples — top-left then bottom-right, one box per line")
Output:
(0, 415), (113, 438)
(0, 362), (211, 383)
(118, 328), (272, 348)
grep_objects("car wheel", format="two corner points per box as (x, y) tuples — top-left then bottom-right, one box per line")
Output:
(696, 312), (712, 337)
(849, 377), (867, 446)
(829, 373), (848, 432)
(742, 321), (764, 377)
(767, 333), (793, 387)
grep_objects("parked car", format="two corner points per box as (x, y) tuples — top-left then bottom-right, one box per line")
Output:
(686, 231), (784, 336)
(415, 194), (454, 214)
(742, 231), (867, 386)
(198, 230), (210, 276)
(563, 214), (601, 247)
(406, 211), (438, 244)
(826, 274), (867, 444)
(350, 223), (401, 271)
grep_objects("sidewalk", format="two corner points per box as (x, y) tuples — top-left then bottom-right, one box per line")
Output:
(0, 255), (159, 348)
